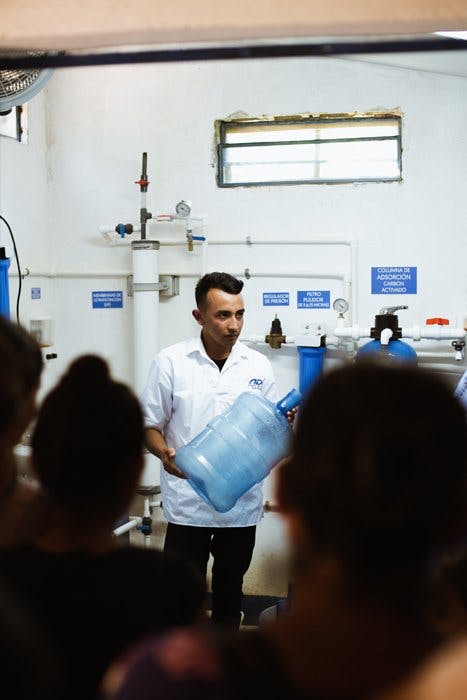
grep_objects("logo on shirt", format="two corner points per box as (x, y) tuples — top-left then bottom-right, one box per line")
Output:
(248, 378), (264, 389)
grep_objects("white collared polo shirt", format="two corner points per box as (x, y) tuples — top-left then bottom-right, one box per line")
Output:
(141, 336), (278, 527)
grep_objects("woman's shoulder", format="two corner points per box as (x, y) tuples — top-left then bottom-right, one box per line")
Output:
(102, 628), (288, 700)
(102, 627), (226, 699)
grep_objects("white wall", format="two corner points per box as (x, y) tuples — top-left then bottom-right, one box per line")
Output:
(1, 54), (466, 595)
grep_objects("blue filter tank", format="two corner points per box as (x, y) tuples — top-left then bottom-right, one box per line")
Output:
(0, 248), (10, 319)
(356, 308), (417, 364)
(297, 345), (327, 396)
(175, 388), (302, 513)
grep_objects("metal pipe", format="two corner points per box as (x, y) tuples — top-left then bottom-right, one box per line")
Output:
(138, 152), (149, 241)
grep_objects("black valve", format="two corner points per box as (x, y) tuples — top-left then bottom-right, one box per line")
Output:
(115, 223), (134, 235)
(139, 516), (152, 536)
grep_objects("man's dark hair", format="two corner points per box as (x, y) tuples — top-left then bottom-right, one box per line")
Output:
(195, 272), (244, 309)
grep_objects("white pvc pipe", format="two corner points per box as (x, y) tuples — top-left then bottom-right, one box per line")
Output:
(11, 269), (132, 278)
(113, 516), (142, 537)
(201, 237), (208, 277)
(334, 325), (372, 340)
(380, 328), (393, 346)
(15, 268), (348, 281)
(226, 270), (349, 283)
(208, 238), (352, 246)
(241, 335), (268, 343)
(333, 325), (466, 342)
(95, 231), (357, 321)
(132, 240), (159, 395)
(242, 336), (296, 346)
(403, 326), (466, 340)
(416, 351), (464, 359)
(205, 236), (356, 326)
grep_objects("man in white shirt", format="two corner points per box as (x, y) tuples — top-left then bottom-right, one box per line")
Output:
(141, 272), (279, 627)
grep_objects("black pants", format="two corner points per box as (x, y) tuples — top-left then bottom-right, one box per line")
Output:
(164, 522), (256, 628)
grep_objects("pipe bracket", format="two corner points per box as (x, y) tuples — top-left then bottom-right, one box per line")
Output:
(127, 275), (169, 296)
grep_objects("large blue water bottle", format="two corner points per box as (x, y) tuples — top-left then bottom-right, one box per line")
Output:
(175, 388), (301, 513)
(0, 248), (11, 319)
(356, 306), (417, 364)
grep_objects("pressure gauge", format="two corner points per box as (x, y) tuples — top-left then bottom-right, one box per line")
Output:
(333, 298), (349, 314)
(175, 200), (192, 218)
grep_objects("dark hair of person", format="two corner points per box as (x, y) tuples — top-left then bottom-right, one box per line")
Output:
(434, 550), (467, 610)
(280, 362), (467, 604)
(429, 546), (467, 618)
(0, 315), (43, 432)
(195, 272), (244, 308)
(31, 355), (144, 517)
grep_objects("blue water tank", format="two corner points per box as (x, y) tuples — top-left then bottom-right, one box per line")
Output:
(357, 338), (417, 363)
(356, 309), (417, 364)
(175, 388), (301, 512)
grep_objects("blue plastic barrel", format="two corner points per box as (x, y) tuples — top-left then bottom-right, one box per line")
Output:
(356, 338), (417, 363)
(175, 388), (301, 512)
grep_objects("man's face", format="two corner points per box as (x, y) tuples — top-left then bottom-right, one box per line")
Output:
(193, 287), (245, 356)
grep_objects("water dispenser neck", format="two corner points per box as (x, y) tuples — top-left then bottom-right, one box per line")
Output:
(276, 388), (302, 415)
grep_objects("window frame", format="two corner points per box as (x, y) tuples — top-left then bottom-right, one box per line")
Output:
(0, 105), (27, 143)
(216, 114), (402, 187)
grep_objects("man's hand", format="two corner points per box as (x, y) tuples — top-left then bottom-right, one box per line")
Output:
(286, 407), (298, 425)
(145, 428), (187, 479)
(161, 447), (187, 479)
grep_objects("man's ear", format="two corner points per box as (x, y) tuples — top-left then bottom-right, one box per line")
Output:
(192, 308), (204, 326)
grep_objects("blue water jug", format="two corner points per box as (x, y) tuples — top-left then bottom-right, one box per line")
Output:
(175, 388), (301, 513)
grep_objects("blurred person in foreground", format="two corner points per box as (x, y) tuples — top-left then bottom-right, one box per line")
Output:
(102, 362), (467, 700)
(0, 314), (45, 548)
(0, 316), (59, 696)
(0, 355), (205, 700)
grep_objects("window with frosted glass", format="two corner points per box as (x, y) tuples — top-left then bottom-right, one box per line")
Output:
(217, 115), (401, 187)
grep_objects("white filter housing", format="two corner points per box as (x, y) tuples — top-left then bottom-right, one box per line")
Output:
(131, 239), (159, 393)
(131, 239), (161, 487)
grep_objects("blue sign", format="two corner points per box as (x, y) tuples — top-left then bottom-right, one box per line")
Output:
(92, 291), (123, 309)
(297, 290), (330, 309)
(371, 267), (417, 295)
(263, 292), (290, 306)
(31, 287), (41, 300)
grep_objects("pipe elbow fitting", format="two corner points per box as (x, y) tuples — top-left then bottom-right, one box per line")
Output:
(380, 327), (393, 346)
